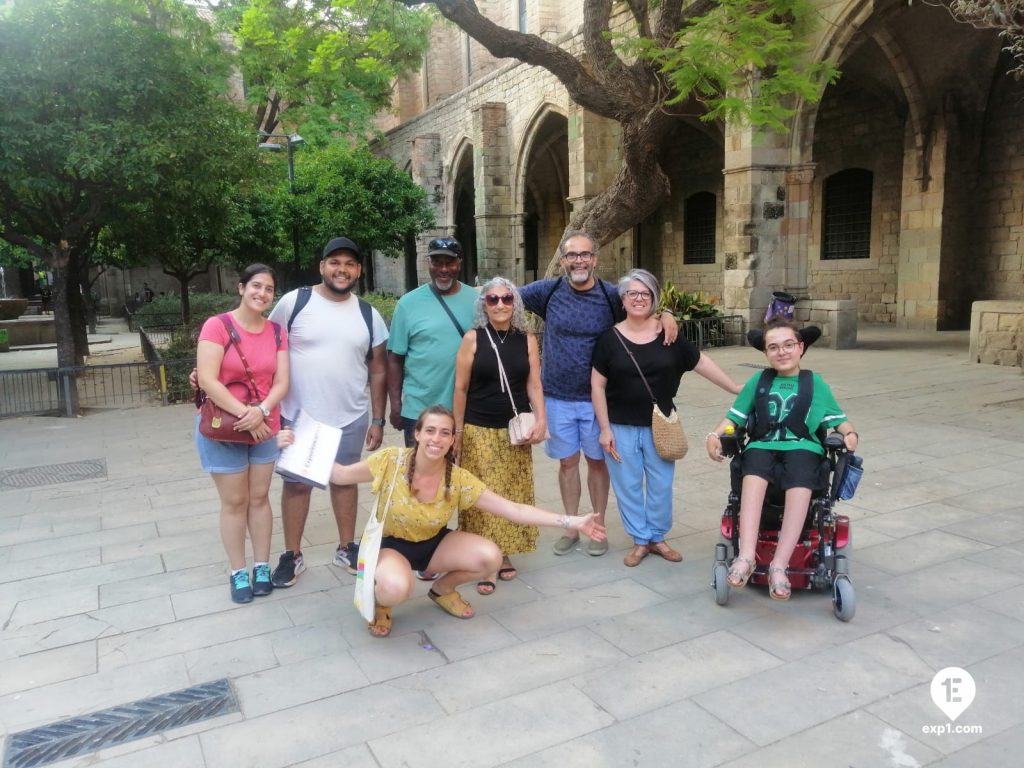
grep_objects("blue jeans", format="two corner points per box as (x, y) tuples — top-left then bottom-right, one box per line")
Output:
(604, 423), (675, 545)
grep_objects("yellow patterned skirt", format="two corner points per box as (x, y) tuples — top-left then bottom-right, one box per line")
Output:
(458, 423), (538, 555)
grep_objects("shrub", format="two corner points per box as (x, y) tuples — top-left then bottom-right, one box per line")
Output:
(660, 283), (721, 320)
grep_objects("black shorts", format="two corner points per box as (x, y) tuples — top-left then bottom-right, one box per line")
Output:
(742, 448), (824, 491)
(381, 528), (451, 572)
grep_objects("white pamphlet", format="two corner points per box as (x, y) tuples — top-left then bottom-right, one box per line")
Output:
(275, 411), (342, 489)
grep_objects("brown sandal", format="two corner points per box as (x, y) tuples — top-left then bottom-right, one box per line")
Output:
(428, 588), (475, 619)
(648, 541), (683, 562)
(624, 544), (649, 567)
(368, 605), (392, 637)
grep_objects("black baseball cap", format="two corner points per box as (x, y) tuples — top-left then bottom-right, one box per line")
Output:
(322, 237), (362, 262)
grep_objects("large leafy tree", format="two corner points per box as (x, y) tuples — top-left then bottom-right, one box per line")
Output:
(946, 1), (1024, 76)
(397, 0), (836, 274)
(0, 0), (245, 410)
(284, 145), (435, 288)
(205, 0), (432, 142)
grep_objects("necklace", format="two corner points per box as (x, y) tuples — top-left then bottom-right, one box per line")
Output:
(490, 324), (510, 344)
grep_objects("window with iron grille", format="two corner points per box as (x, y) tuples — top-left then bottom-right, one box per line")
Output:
(823, 169), (872, 260)
(684, 191), (717, 264)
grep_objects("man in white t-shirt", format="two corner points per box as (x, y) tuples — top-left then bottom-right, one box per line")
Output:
(268, 237), (389, 586)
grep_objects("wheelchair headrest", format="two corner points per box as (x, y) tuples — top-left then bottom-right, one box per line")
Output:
(746, 325), (821, 356)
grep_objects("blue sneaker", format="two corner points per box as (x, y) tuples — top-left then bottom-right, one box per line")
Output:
(230, 570), (253, 604)
(252, 563), (273, 597)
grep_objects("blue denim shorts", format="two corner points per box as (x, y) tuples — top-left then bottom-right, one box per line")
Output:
(195, 413), (280, 474)
(543, 397), (603, 461)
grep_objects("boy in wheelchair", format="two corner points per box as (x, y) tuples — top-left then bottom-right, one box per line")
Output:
(705, 318), (858, 601)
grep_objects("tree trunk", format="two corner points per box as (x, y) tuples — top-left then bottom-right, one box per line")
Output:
(49, 259), (81, 415)
(67, 268), (90, 362)
(179, 275), (193, 325)
(543, 112), (674, 277)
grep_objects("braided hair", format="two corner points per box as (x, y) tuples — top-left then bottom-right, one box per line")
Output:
(406, 405), (457, 502)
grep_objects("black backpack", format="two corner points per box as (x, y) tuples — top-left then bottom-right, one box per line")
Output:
(746, 368), (826, 445)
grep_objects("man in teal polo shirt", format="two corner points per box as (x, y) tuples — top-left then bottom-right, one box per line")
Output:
(387, 237), (477, 446)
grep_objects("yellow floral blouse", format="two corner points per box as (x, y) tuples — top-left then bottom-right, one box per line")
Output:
(366, 447), (487, 542)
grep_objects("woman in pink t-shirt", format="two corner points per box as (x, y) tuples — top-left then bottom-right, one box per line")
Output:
(196, 263), (290, 604)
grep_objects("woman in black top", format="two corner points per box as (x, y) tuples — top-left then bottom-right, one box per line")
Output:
(591, 269), (740, 567)
(453, 277), (547, 593)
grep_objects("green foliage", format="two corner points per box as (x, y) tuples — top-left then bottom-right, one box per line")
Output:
(660, 283), (721, 320)
(359, 292), (398, 324)
(134, 292), (239, 328)
(211, 0), (432, 140)
(619, 0), (839, 130)
(286, 145), (435, 266)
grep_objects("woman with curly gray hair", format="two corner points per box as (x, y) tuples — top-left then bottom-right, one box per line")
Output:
(453, 276), (546, 594)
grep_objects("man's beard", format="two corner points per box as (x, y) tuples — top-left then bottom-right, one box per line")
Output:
(322, 279), (354, 296)
(568, 267), (591, 285)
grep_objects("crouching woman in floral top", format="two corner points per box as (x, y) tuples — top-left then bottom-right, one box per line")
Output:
(285, 405), (606, 637)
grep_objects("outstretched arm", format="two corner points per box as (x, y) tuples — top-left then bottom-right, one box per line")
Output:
(474, 490), (607, 540)
(694, 352), (742, 395)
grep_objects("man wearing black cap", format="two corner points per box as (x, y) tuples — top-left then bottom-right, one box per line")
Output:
(267, 237), (389, 586)
(387, 236), (477, 446)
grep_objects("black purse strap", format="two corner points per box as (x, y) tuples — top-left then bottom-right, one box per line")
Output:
(429, 286), (466, 337)
(612, 328), (656, 404)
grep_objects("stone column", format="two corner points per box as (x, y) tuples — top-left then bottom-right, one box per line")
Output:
(472, 102), (517, 281)
(410, 134), (450, 284)
(721, 122), (791, 325)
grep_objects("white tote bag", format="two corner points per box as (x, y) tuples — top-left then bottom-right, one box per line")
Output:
(353, 453), (402, 622)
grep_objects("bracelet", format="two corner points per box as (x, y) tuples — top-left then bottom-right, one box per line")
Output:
(454, 429), (464, 435)
(557, 515), (572, 529)
(705, 432), (720, 441)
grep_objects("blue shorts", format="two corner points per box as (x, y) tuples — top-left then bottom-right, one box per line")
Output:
(195, 414), (280, 474)
(281, 412), (368, 487)
(544, 397), (604, 461)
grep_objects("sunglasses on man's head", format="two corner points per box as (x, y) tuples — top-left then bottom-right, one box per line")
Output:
(483, 293), (515, 306)
(428, 237), (462, 254)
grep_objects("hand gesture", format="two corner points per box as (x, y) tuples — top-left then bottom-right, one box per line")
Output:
(234, 405), (264, 432)
(575, 512), (607, 541)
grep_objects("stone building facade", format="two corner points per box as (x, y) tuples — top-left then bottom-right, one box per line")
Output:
(368, 0), (1023, 331)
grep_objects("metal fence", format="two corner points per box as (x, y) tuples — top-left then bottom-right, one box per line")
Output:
(679, 315), (745, 349)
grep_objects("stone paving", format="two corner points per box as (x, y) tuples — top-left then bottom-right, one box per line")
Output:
(0, 326), (1022, 767)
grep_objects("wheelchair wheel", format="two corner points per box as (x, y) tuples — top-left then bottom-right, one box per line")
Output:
(832, 576), (856, 622)
(713, 563), (730, 606)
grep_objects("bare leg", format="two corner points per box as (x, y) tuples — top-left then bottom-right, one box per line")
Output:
(280, 481), (312, 553)
(373, 549), (416, 608)
(213, 471), (250, 571)
(246, 463), (275, 563)
(584, 455), (609, 526)
(728, 474), (769, 586)
(771, 487), (813, 569)
(330, 482), (358, 546)
(557, 452), (583, 539)
(427, 531), (502, 603)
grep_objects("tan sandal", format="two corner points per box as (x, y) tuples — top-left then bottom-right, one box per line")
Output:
(624, 544), (649, 567)
(428, 588), (474, 619)
(768, 566), (791, 601)
(727, 557), (755, 588)
(367, 605), (392, 637)
(648, 541), (683, 562)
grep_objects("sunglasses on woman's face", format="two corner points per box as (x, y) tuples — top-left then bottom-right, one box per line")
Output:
(483, 293), (515, 306)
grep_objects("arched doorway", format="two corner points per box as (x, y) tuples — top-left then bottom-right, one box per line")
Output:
(517, 107), (569, 282)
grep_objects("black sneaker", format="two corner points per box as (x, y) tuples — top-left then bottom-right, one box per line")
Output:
(230, 570), (253, 604)
(271, 551), (305, 588)
(333, 541), (359, 574)
(252, 563), (273, 596)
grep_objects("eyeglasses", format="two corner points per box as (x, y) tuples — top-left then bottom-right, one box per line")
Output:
(562, 251), (594, 262)
(624, 289), (653, 301)
(428, 237), (462, 255)
(765, 340), (800, 354)
(483, 293), (515, 306)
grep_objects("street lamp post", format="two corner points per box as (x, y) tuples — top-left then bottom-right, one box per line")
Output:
(258, 132), (305, 284)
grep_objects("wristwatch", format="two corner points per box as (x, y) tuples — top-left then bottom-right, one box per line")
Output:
(257, 403), (271, 419)
(370, 418), (386, 427)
